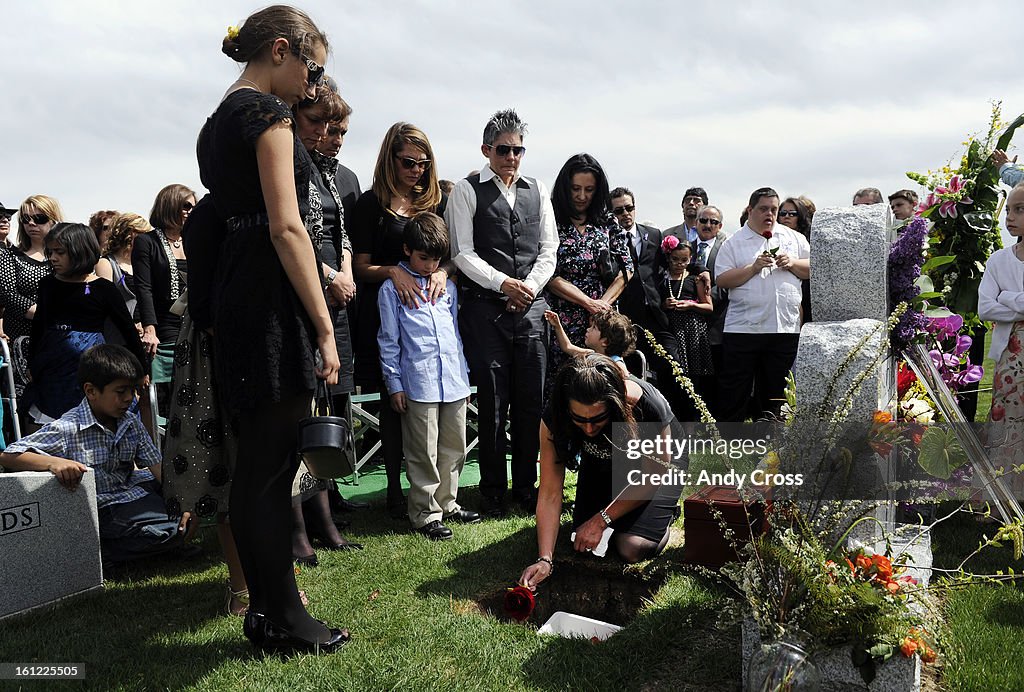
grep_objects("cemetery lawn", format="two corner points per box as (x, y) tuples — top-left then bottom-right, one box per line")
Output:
(3, 449), (1023, 689)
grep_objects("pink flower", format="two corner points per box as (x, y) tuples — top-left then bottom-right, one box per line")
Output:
(918, 192), (940, 214)
(927, 314), (964, 340)
(954, 335), (973, 356)
(660, 235), (680, 253)
(934, 175), (974, 219)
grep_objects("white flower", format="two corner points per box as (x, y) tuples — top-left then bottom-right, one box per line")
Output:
(901, 398), (935, 424)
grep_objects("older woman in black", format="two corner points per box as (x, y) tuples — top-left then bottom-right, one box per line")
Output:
(352, 122), (447, 517)
(519, 355), (681, 590)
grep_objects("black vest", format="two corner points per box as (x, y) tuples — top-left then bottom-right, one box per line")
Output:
(466, 174), (543, 288)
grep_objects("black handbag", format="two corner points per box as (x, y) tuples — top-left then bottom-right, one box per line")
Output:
(297, 380), (353, 479)
(597, 230), (628, 287)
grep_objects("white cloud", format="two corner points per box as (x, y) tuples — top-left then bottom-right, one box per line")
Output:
(2, 0), (1021, 250)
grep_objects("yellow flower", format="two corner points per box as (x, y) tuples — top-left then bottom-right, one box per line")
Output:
(226, 25), (240, 41)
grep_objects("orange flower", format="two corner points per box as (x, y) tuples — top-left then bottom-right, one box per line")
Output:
(871, 554), (893, 580)
(921, 647), (938, 663)
(885, 580), (901, 594)
(873, 410), (893, 424)
(900, 638), (919, 657)
(845, 558), (856, 573)
(855, 554), (872, 571)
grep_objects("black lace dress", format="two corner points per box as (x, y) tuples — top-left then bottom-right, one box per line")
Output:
(196, 89), (318, 413)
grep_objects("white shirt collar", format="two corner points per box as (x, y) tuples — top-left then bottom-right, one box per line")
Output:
(479, 164), (525, 187)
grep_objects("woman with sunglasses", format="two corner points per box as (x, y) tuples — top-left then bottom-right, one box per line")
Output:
(777, 196), (814, 323)
(352, 122), (448, 518)
(0, 196), (63, 395)
(545, 153), (632, 396)
(518, 354), (680, 591)
(287, 77), (362, 561)
(0, 202), (17, 341)
(194, 5), (345, 654)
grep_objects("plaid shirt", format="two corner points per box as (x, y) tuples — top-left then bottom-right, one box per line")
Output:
(5, 398), (160, 508)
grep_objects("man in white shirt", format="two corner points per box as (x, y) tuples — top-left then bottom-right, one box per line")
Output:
(446, 109), (559, 517)
(714, 187), (810, 422)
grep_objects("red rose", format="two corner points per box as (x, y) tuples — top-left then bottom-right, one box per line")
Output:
(763, 230), (773, 240)
(503, 585), (536, 622)
(897, 363), (916, 399)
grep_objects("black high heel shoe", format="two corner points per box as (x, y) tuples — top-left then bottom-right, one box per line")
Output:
(244, 611), (350, 655)
(294, 552), (319, 568)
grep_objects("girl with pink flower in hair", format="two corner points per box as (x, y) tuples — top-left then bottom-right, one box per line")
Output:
(658, 235), (713, 386)
(978, 183), (1024, 506)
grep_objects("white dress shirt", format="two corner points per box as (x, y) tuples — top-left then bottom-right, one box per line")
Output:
(446, 165), (559, 295)
(714, 224), (810, 334)
(979, 246), (1024, 360)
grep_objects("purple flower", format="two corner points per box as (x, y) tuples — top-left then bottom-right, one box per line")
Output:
(926, 313), (964, 340)
(954, 335), (973, 356)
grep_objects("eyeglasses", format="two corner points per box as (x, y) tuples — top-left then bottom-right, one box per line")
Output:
(612, 204), (636, 216)
(777, 210), (799, 218)
(486, 144), (527, 158)
(394, 156), (431, 171)
(697, 217), (721, 226)
(22, 213), (50, 225)
(182, 201), (195, 212)
(568, 409), (611, 425)
(290, 46), (325, 87)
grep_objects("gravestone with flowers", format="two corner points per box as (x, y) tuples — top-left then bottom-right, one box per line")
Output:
(740, 203), (927, 691)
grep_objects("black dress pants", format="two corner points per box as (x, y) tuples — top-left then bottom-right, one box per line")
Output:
(717, 332), (800, 423)
(460, 295), (548, 499)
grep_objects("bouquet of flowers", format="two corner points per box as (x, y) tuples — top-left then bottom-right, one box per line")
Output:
(906, 102), (1024, 327)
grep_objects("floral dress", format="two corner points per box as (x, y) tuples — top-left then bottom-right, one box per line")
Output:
(546, 221), (632, 388)
(986, 323), (1024, 499)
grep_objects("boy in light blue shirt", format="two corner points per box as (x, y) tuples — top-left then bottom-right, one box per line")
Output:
(378, 213), (478, 540)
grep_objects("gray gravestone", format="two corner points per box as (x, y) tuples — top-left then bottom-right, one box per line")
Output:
(810, 204), (892, 323)
(0, 472), (103, 620)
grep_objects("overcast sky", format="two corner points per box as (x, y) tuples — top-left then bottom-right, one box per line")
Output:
(3, 0), (1021, 243)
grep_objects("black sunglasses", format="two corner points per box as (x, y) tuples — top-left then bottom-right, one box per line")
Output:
(612, 204), (636, 215)
(182, 201), (195, 212)
(0, 214), (11, 223)
(487, 144), (526, 157)
(290, 46), (325, 87)
(777, 210), (799, 218)
(568, 409), (611, 425)
(22, 213), (50, 225)
(697, 217), (721, 226)
(394, 156), (431, 171)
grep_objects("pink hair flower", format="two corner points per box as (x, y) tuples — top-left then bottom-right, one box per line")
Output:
(660, 235), (680, 253)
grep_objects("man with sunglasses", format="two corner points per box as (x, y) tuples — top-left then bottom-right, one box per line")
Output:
(610, 187), (688, 417)
(446, 108), (559, 518)
(665, 186), (709, 244)
(691, 205), (729, 413)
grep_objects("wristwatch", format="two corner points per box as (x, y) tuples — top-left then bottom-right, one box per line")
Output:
(599, 509), (613, 526)
(323, 268), (338, 288)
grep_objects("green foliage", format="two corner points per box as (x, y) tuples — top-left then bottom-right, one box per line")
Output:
(916, 426), (968, 479)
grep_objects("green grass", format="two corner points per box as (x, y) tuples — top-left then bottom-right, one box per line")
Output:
(0, 486), (737, 691)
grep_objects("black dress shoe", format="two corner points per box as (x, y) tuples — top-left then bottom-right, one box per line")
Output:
(443, 508), (481, 524)
(479, 495), (506, 518)
(510, 489), (537, 513)
(336, 497), (370, 512)
(245, 611), (350, 655)
(416, 520), (453, 541)
(294, 553), (319, 568)
(386, 494), (408, 520)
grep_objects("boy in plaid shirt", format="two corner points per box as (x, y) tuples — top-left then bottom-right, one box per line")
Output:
(0, 344), (192, 562)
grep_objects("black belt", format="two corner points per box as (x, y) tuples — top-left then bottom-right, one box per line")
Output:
(226, 212), (270, 231)
(461, 286), (508, 302)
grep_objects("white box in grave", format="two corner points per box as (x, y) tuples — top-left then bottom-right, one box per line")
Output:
(0, 471), (103, 621)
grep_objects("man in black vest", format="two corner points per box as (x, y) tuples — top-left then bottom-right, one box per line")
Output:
(446, 109), (559, 517)
(691, 204), (729, 414)
(610, 187), (689, 417)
